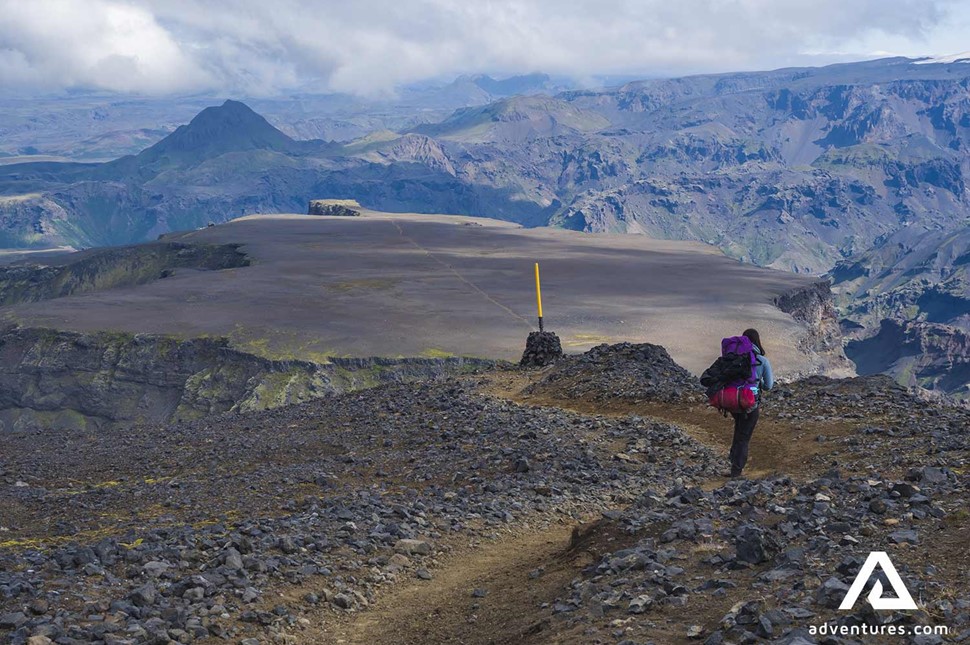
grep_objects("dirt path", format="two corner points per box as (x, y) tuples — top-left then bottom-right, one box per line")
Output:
(318, 518), (637, 645)
(314, 371), (866, 644)
(478, 369), (864, 480)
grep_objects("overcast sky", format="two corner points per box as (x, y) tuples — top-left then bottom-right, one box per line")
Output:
(1, 0), (968, 97)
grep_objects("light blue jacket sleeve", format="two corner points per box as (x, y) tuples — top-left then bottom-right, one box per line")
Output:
(760, 355), (774, 391)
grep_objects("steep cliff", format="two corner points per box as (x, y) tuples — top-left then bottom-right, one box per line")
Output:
(845, 319), (970, 402)
(830, 225), (970, 399)
(0, 326), (496, 431)
(772, 280), (855, 377)
(830, 224), (970, 331)
(0, 242), (249, 305)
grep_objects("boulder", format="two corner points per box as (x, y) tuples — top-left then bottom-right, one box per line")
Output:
(308, 200), (361, 216)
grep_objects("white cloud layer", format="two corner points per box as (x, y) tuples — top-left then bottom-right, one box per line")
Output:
(0, 0), (967, 96)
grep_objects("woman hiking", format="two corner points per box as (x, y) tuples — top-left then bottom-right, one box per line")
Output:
(729, 328), (773, 478)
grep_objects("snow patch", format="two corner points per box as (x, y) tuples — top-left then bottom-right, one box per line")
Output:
(914, 51), (970, 65)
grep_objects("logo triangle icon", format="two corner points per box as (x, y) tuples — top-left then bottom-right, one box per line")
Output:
(839, 551), (917, 611)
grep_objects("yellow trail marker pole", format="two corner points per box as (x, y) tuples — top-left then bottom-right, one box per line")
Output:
(534, 262), (544, 332)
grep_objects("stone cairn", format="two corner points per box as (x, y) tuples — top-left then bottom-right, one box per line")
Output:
(520, 330), (563, 367)
(520, 262), (563, 367)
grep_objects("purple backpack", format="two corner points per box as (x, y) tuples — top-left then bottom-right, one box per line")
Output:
(721, 336), (758, 387)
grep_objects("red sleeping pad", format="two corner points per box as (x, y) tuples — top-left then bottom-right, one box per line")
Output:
(709, 386), (756, 414)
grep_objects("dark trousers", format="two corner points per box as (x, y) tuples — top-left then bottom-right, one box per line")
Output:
(729, 408), (759, 475)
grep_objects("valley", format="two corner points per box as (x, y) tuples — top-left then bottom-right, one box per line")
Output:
(0, 56), (967, 399)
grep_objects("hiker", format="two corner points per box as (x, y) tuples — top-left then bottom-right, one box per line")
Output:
(727, 329), (773, 478)
(700, 328), (775, 478)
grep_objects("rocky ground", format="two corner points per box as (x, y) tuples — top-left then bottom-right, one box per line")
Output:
(523, 343), (703, 404)
(1, 343), (969, 644)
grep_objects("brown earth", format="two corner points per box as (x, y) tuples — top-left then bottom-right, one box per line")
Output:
(314, 516), (744, 645)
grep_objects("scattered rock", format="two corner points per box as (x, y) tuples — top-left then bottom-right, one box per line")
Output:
(0, 611), (27, 629)
(890, 529), (920, 544)
(524, 342), (702, 403)
(224, 547), (244, 570)
(816, 577), (850, 609)
(332, 593), (354, 609)
(628, 595), (653, 614)
(26, 637), (54, 645)
(393, 539), (432, 556)
(0, 362), (966, 645)
(735, 524), (777, 565)
(128, 583), (156, 608)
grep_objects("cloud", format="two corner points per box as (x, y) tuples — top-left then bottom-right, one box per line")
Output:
(0, 0), (964, 96)
(0, 0), (211, 93)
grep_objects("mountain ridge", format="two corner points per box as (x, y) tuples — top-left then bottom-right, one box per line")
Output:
(4, 56), (969, 256)
(1, 57), (969, 396)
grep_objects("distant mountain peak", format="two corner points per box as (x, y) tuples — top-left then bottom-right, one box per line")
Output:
(472, 72), (553, 96)
(137, 100), (296, 164)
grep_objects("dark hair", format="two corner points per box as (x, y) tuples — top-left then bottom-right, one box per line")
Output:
(743, 328), (765, 355)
